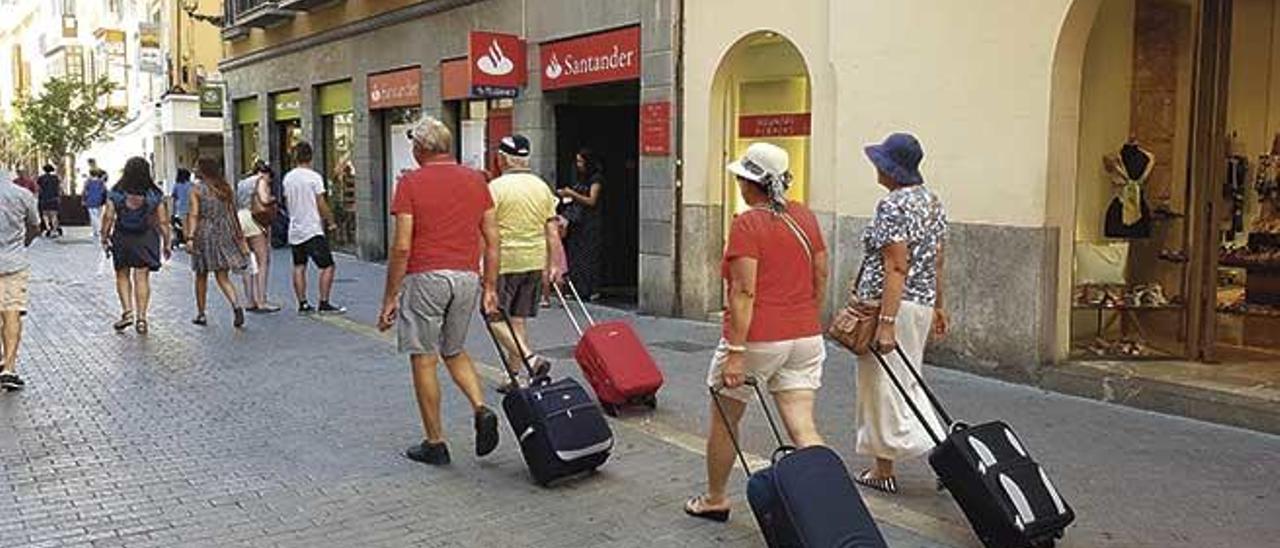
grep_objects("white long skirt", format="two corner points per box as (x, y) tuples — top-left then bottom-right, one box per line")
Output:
(855, 300), (945, 461)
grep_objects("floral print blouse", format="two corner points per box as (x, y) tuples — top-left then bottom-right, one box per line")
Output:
(856, 185), (948, 307)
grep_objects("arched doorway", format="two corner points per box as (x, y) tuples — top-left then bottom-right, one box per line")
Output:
(708, 31), (813, 238)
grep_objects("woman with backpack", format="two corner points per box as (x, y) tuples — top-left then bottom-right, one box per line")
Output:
(186, 158), (250, 328)
(101, 157), (172, 334)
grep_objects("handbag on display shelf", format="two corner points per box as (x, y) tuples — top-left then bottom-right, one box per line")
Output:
(827, 263), (881, 355)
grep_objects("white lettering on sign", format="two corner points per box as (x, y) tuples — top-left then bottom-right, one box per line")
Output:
(544, 45), (637, 82)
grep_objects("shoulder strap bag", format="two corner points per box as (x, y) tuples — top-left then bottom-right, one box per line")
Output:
(827, 259), (881, 356)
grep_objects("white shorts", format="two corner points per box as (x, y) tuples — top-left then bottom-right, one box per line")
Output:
(237, 209), (264, 239)
(706, 335), (826, 402)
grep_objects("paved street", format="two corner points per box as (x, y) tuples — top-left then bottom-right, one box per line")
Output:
(3, 230), (1279, 547)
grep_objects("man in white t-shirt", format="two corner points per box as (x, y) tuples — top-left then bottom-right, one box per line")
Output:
(282, 141), (345, 315)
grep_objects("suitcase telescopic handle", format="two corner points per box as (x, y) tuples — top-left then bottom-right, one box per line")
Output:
(481, 309), (537, 384)
(710, 378), (794, 478)
(869, 345), (954, 446)
(552, 279), (596, 337)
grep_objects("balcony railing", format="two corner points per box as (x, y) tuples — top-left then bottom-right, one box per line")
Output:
(223, 0), (295, 32)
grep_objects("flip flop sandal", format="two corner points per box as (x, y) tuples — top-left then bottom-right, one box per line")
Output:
(855, 470), (898, 494)
(113, 312), (134, 332)
(684, 496), (730, 523)
(192, 314), (207, 326)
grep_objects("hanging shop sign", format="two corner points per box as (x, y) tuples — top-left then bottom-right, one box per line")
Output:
(368, 67), (421, 110)
(738, 113), (812, 138)
(469, 31), (525, 98)
(540, 25), (641, 91)
(138, 23), (162, 74)
(199, 84), (224, 118)
(640, 101), (671, 156)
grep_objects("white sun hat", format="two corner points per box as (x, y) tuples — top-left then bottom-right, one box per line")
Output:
(727, 142), (790, 183)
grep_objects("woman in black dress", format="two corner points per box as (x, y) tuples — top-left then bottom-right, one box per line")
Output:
(558, 149), (605, 300)
(101, 157), (172, 334)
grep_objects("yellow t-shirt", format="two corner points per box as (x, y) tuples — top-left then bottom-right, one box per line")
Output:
(490, 171), (558, 274)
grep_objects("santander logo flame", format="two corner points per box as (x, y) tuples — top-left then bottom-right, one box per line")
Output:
(476, 39), (515, 76)
(544, 53), (564, 80)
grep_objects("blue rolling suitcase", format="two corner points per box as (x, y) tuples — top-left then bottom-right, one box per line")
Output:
(713, 379), (887, 548)
(871, 347), (1074, 548)
(485, 312), (613, 487)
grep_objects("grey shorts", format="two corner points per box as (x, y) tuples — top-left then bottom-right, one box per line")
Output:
(498, 270), (543, 318)
(397, 270), (480, 358)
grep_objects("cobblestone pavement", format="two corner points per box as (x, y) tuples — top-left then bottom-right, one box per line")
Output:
(0, 231), (948, 548)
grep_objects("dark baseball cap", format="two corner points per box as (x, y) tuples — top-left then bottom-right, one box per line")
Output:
(499, 134), (531, 157)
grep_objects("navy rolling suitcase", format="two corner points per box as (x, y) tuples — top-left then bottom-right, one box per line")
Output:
(485, 313), (613, 487)
(713, 379), (887, 548)
(871, 347), (1075, 548)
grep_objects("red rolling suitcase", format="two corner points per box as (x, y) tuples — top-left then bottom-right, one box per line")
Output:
(553, 281), (664, 416)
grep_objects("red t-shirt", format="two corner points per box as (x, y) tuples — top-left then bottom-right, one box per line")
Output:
(722, 202), (826, 342)
(391, 161), (494, 274)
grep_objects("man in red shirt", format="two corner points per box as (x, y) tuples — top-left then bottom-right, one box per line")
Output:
(378, 116), (501, 466)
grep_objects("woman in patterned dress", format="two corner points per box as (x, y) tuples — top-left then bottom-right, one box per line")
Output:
(853, 133), (950, 494)
(186, 158), (249, 328)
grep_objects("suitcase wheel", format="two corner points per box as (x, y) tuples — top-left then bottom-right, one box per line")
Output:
(1030, 539), (1056, 548)
(601, 403), (620, 417)
(641, 394), (658, 409)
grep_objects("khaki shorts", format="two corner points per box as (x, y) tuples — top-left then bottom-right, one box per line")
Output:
(397, 270), (480, 358)
(706, 335), (826, 402)
(0, 270), (30, 312)
(237, 209), (264, 239)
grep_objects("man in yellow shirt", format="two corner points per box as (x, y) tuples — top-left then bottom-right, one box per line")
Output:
(488, 135), (564, 390)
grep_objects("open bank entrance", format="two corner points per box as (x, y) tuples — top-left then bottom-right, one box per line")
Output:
(549, 81), (640, 306)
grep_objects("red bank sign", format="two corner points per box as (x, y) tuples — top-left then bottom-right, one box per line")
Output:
(469, 31), (526, 96)
(540, 26), (641, 90)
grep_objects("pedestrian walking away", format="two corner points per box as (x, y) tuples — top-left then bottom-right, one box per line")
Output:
(170, 168), (193, 249)
(377, 115), (501, 466)
(0, 169), (41, 391)
(282, 142), (345, 315)
(851, 132), (950, 494)
(686, 142), (830, 522)
(186, 158), (250, 329)
(558, 149), (604, 301)
(101, 157), (173, 335)
(36, 164), (61, 238)
(83, 168), (108, 242)
(486, 134), (564, 391)
(237, 162), (280, 313)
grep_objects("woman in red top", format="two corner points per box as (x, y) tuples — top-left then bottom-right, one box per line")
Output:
(685, 143), (830, 522)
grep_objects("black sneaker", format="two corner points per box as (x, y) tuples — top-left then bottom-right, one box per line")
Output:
(317, 301), (347, 315)
(0, 372), (25, 391)
(474, 407), (499, 457)
(405, 441), (451, 465)
(298, 302), (315, 315)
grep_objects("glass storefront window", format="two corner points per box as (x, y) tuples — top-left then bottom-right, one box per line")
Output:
(322, 112), (356, 253)
(238, 123), (259, 176)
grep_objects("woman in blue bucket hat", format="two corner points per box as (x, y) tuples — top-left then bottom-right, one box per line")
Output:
(849, 133), (950, 494)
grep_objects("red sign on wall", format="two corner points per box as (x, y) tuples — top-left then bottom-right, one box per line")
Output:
(640, 101), (671, 156)
(540, 26), (641, 91)
(738, 113), (812, 138)
(469, 31), (526, 97)
(368, 67), (421, 110)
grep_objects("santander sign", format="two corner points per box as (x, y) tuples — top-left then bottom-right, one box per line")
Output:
(540, 26), (641, 91)
(469, 31), (526, 93)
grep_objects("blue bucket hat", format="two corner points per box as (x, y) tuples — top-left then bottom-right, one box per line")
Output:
(864, 133), (925, 186)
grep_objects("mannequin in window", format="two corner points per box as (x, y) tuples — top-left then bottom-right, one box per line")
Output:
(1104, 140), (1154, 239)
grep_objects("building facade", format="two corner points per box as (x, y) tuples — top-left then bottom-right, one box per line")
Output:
(219, 0), (679, 313)
(220, 0), (1280, 392)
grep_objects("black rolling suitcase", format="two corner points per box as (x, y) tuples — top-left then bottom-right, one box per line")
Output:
(484, 312), (613, 486)
(870, 347), (1074, 548)
(714, 379), (887, 548)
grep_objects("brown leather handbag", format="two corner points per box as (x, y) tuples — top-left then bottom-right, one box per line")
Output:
(250, 182), (277, 227)
(827, 264), (880, 355)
